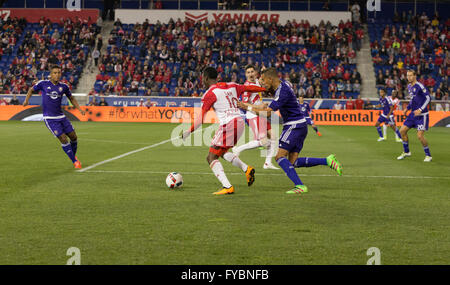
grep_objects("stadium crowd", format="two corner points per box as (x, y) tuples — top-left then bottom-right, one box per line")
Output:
(0, 16), (99, 94)
(369, 10), (449, 104)
(92, 16), (363, 98)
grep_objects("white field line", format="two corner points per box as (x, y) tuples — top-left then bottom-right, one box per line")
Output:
(78, 170), (450, 180)
(76, 126), (212, 173)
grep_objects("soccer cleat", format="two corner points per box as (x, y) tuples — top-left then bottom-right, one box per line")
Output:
(424, 156), (432, 162)
(73, 160), (82, 169)
(286, 185), (308, 194)
(263, 162), (279, 170)
(397, 152), (411, 160)
(213, 186), (234, 195)
(377, 137), (386, 142)
(317, 131), (322, 137)
(245, 166), (255, 186)
(326, 154), (343, 176)
(395, 137), (403, 142)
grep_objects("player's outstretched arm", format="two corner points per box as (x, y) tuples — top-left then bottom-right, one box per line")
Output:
(23, 87), (34, 106)
(68, 96), (86, 116)
(237, 101), (272, 117)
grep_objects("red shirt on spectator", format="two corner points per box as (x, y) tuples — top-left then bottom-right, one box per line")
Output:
(355, 98), (364, 109)
(425, 77), (435, 87)
(345, 100), (355, 110)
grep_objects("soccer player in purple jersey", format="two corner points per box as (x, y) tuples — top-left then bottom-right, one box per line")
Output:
(373, 88), (402, 142)
(298, 96), (322, 136)
(237, 68), (342, 194)
(397, 70), (432, 162)
(23, 65), (86, 168)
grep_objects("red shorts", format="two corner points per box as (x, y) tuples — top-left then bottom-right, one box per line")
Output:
(210, 117), (245, 156)
(247, 116), (271, 140)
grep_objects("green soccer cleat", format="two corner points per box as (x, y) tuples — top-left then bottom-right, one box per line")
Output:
(286, 185), (308, 194)
(327, 154), (343, 176)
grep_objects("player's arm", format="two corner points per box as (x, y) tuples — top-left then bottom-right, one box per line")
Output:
(237, 101), (273, 117)
(65, 85), (85, 115)
(182, 92), (216, 139)
(23, 80), (40, 106)
(413, 89), (431, 117)
(68, 96), (86, 116)
(235, 84), (266, 96)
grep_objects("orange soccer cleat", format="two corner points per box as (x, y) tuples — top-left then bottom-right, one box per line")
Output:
(245, 166), (255, 186)
(73, 160), (82, 169)
(317, 131), (322, 136)
(213, 186), (235, 195)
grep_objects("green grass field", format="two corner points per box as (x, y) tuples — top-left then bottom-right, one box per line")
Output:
(0, 121), (449, 265)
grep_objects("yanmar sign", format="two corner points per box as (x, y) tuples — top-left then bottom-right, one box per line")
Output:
(116, 9), (351, 26)
(186, 12), (280, 24)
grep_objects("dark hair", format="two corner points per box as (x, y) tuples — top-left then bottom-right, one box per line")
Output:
(50, 65), (61, 71)
(203, 67), (218, 80)
(379, 88), (386, 93)
(245, 64), (256, 71)
(261, 67), (278, 78)
(407, 69), (416, 75)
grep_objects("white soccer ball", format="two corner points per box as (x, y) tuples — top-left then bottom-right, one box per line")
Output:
(166, 172), (183, 189)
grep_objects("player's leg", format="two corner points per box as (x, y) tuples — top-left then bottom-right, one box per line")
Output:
(389, 123), (402, 142)
(263, 127), (279, 169)
(307, 118), (321, 136)
(44, 118), (78, 166)
(375, 118), (385, 141)
(67, 131), (78, 157)
(57, 133), (78, 164)
(232, 117), (262, 156)
(416, 114), (432, 161)
(207, 147), (234, 195)
(397, 124), (412, 159)
(293, 154), (343, 176)
(275, 125), (308, 194)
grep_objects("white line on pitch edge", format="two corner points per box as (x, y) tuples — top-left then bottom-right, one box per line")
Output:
(78, 170), (450, 180)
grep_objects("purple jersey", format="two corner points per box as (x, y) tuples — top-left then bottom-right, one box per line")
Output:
(299, 102), (311, 117)
(379, 96), (393, 116)
(33, 80), (72, 118)
(406, 82), (431, 113)
(269, 80), (305, 126)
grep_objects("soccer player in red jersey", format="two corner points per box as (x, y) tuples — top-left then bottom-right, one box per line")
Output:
(182, 67), (266, 195)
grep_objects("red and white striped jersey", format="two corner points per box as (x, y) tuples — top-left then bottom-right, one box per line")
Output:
(189, 82), (266, 132)
(202, 82), (248, 125)
(390, 96), (400, 110)
(242, 79), (263, 119)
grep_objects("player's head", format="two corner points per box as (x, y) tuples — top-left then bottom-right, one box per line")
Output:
(202, 66), (218, 89)
(391, 90), (397, 99)
(259, 67), (279, 92)
(245, 65), (257, 83)
(49, 65), (62, 82)
(406, 69), (416, 84)
(379, 88), (386, 97)
(298, 96), (304, 104)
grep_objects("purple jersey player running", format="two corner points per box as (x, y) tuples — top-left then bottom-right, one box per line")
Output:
(298, 96), (322, 136)
(373, 88), (402, 142)
(237, 67), (342, 194)
(397, 70), (432, 162)
(23, 65), (85, 168)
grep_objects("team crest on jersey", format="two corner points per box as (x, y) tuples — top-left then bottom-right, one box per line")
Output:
(54, 130), (59, 135)
(59, 87), (63, 92)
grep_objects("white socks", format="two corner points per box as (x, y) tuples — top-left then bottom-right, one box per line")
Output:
(210, 160), (232, 188)
(233, 140), (262, 154)
(265, 139), (277, 165)
(223, 152), (248, 172)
